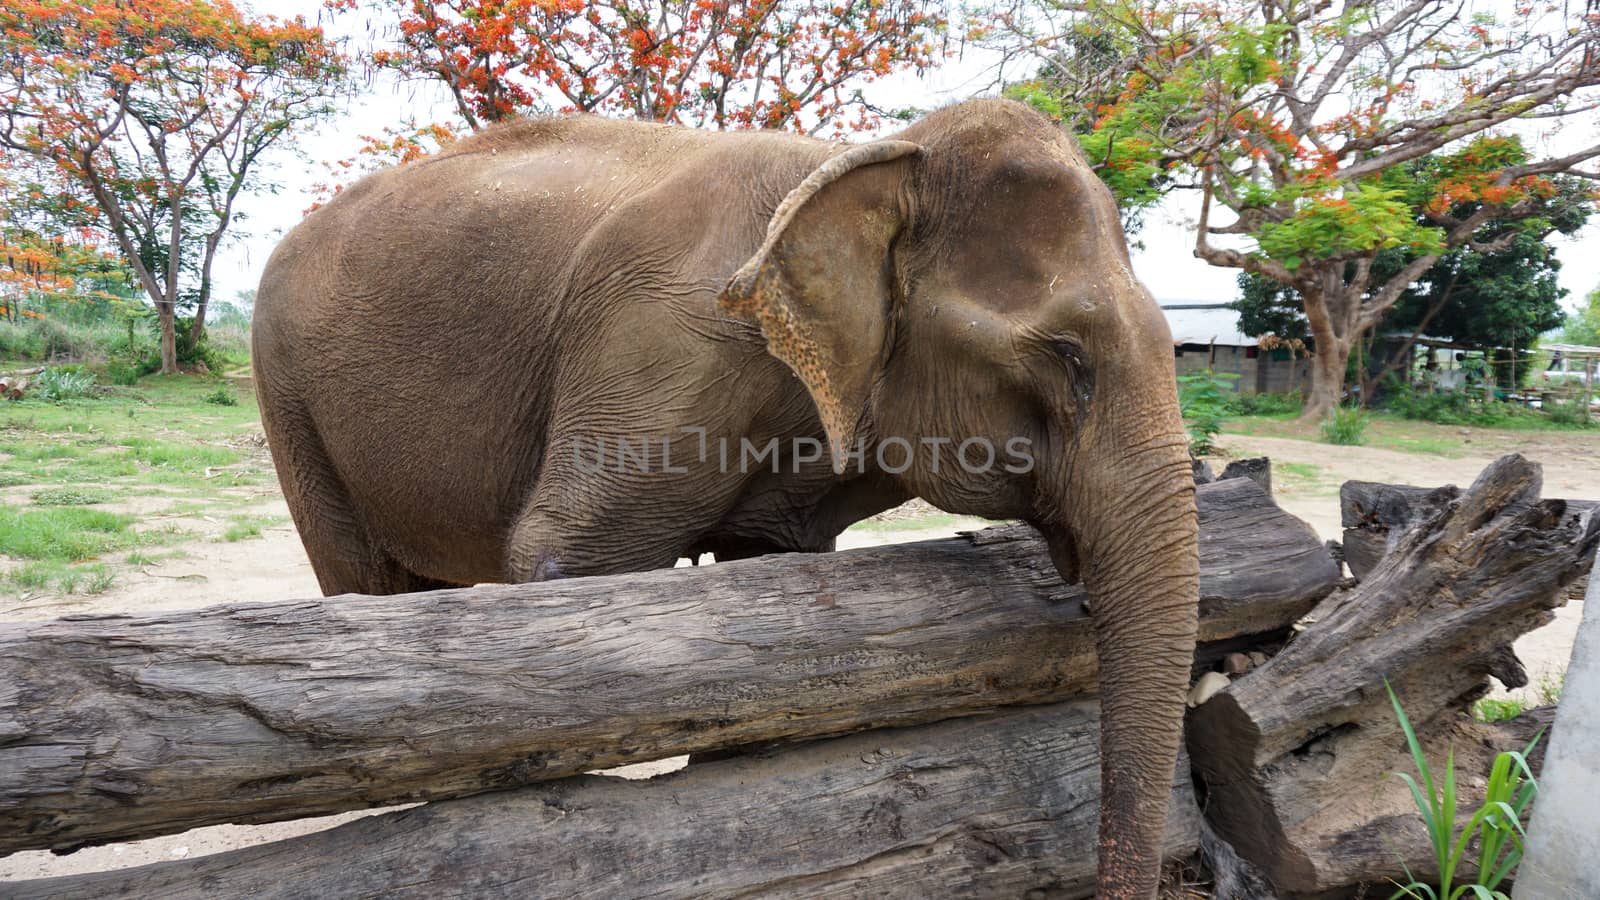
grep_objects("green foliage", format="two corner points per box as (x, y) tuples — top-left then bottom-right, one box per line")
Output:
(1233, 274), (1310, 345)
(31, 366), (96, 402)
(0, 505), (136, 561)
(1255, 183), (1444, 273)
(1231, 390), (1303, 417)
(204, 385), (239, 406)
(219, 515), (284, 542)
(137, 317), (230, 375)
(1386, 682), (1538, 900)
(1384, 378), (1593, 429)
(0, 315), (134, 363)
(1471, 698), (1528, 724)
(30, 486), (111, 506)
(3, 560), (115, 595)
(1177, 370), (1238, 454)
(105, 358), (141, 386)
(1320, 405), (1369, 444)
(1564, 287), (1600, 346)
(1233, 179), (1586, 375)
(1385, 382), (1487, 426)
(1544, 398), (1592, 428)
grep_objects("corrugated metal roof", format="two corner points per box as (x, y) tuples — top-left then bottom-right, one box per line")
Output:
(1160, 304), (1254, 346)
(1543, 342), (1600, 357)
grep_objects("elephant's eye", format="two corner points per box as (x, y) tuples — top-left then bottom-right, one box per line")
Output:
(1050, 339), (1084, 362)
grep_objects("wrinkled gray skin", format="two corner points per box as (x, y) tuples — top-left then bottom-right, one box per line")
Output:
(254, 99), (1198, 898)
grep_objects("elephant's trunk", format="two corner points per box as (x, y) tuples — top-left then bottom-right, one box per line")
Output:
(1043, 391), (1199, 898)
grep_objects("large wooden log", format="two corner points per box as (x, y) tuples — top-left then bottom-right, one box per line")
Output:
(1188, 455), (1599, 895)
(0, 477), (1335, 856)
(1341, 479), (1595, 594)
(6, 701), (1202, 899)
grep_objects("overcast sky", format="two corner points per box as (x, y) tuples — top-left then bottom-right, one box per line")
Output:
(211, 1), (1600, 315)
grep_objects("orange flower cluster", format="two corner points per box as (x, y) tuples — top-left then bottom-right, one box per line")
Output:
(365, 0), (944, 133)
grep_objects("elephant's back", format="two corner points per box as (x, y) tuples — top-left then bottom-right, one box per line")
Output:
(251, 128), (640, 579)
(252, 117), (828, 583)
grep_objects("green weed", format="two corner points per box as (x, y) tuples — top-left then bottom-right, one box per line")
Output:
(220, 515), (283, 542)
(1276, 461), (1323, 480)
(31, 367), (97, 402)
(1386, 682), (1538, 900)
(1178, 370), (1239, 455)
(5, 562), (53, 590)
(1321, 406), (1370, 445)
(204, 385), (239, 406)
(30, 487), (112, 506)
(1232, 391), (1303, 417)
(0, 505), (136, 561)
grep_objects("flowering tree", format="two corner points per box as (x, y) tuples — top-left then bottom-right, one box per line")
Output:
(307, 120), (461, 212)
(346, 0), (946, 134)
(0, 0), (347, 373)
(992, 0), (1600, 420)
(0, 154), (133, 329)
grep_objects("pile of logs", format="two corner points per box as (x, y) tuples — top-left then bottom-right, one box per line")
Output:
(0, 454), (1593, 898)
(1189, 455), (1594, 893)
(0, 370), (32, 400)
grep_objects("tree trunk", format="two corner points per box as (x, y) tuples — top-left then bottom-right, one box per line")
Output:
(3, 701), (1204, 900)
(157, 300), (178, 375)
(0, 477), (1338, 856)
(1187, 455), (1599, 895)
(1299, 336), (1350, 422)
(188, 300), (206, 356)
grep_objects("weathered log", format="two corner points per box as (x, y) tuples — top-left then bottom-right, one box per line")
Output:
(0, 477), (1336, 856)
(1188, 455), (1599, 895)
(1219, 457), (1272, 498)
(5, 701), (1202, 899)
(1341, 479), (1595, 592)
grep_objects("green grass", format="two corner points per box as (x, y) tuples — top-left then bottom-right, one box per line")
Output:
(1228, 412), (1473, 456)
(1471, 698), (1529, 724)
(849, 512), (967, 532)
(1275, 461), (1323, 480)
(1473, 672), (1564, 723)
(0, 370), (269, 597)
(30, 486), (113, 506)
(220, 514), (286, 542)
(0, 506), (140, 561)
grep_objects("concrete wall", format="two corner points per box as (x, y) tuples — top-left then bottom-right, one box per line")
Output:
(1174, 344), (1310, 395)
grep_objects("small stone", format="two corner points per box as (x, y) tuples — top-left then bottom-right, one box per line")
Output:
(1223, 652), (1252, 674)
(1248, 651), (1269, 666)
(1187, 671), (1230, 708)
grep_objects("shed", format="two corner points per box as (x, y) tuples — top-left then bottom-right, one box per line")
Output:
(1161, 302), (1310, 395)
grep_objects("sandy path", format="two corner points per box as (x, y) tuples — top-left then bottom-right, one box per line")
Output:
(3, 432), (1595, 883)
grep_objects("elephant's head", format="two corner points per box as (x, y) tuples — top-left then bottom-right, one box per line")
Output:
(720, 99), (1199, 898)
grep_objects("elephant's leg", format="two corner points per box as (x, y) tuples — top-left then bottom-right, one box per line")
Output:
(268, 409), (464, 596)
(503, 447), (734, 582)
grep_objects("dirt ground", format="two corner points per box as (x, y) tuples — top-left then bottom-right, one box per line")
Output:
(3, 426), (1597, 883)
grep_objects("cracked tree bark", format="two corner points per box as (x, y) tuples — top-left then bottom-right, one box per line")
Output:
(1341, 478), (1593, 601)
(1187, 455), (1598, 895)
(0, 476), (1337, 857)
(5, 701), (1204, 900)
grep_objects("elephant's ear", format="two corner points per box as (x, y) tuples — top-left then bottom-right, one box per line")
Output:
(720, 140), (921, 471)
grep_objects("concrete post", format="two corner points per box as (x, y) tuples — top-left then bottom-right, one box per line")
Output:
(1515, 546), (1600, 898)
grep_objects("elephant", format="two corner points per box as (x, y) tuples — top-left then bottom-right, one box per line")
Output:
(253, 98), (1199, 898)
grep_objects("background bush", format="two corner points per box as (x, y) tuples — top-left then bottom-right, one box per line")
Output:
(30, 366), (97, 402)
(1178, 370), (1238, 455)
(1320, 406), (1369, 445)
